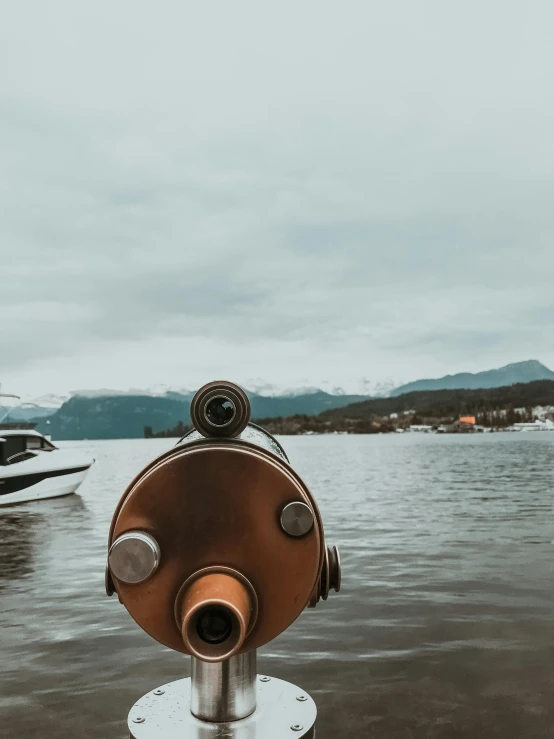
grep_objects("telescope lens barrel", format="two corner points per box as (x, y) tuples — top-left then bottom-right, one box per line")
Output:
(205, 396), (236, 427)
(196, 605), (234, 644)
(190, 381), (250, 437)
(178, 571), (255, 662)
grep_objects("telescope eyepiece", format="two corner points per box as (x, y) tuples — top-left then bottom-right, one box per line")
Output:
(205, 396), (236, 428)
(196, 605), (234, 645)
(178, 569), (256, 662)
(191, 381), (250, 438)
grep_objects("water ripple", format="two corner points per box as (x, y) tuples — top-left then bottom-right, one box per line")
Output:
(1, 434), (553, 738)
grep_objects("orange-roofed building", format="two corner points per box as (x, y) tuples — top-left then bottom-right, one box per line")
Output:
(459, 416), (476, 425)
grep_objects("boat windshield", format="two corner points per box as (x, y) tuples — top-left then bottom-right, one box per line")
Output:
(0, 435), (57, 466)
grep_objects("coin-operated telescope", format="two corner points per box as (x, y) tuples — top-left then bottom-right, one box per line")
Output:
(106, 381), (341, 739)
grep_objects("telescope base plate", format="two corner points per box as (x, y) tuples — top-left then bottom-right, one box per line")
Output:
(128, 675), (316, 739)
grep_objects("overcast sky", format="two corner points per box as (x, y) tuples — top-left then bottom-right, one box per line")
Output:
(1, 1), (553, 398)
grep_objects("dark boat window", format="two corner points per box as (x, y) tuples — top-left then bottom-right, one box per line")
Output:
(26, 436), (56, 451)
(0, 436), (26, 465)
(0, 435), (55, 464)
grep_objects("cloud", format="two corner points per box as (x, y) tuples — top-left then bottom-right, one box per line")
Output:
(1, 0), (554, 394)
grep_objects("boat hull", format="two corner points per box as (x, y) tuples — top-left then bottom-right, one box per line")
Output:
(0, 465), (91, 506)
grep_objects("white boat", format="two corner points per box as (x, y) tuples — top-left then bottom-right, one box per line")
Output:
(0, 427), (94, 506)
(0, 392), (94, 506)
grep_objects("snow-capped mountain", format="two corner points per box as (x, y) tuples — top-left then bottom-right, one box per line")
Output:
(22, 393), (69, 409)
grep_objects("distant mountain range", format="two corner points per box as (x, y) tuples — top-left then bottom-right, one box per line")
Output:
(321, 378), (554, 421)
(31, 389), (370, 440)
(252, 379), (554, 435)
(5, 358), (552, 440)
(389, 360), (554, 396)
(6, 406), (59, 422)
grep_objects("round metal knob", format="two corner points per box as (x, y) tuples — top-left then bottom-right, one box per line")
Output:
(109, 531), (161, 584)
(309, 544), (342, 607)
(280, 502), (314, 537)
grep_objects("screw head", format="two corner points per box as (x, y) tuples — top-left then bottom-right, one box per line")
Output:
(259, 675), (271, 682)
(109, 531), (160, 584)
(132, 716), (145, 724)
(280, 502), (314, 537)
(153, 688), (165, 695)
(291, 724), (303, 732)
(296, 695), (308, 701)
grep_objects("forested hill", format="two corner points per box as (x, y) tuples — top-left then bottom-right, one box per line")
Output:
(35, 395), (187, 441)
(390, 360), (554, 396)
(35, 389), (370, 440)
(33, 379), (554, 440)
(321, 379), (554, 420)
(149, 380), (554, 437)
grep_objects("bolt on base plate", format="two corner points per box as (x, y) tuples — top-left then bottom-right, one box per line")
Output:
(128, 675), (316, 739)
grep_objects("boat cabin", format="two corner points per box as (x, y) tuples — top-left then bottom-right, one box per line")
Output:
(0, 429), (56, 466)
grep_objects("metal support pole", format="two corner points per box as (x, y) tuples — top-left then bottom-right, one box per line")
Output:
(191, 650), (257, 722)
(128, 654), (317, 738)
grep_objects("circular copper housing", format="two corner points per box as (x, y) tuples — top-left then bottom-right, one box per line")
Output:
(108, 438), (324, 657)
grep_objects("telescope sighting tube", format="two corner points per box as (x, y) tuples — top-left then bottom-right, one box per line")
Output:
(106, 380), (341, 738)
(177, 567), (257, 662)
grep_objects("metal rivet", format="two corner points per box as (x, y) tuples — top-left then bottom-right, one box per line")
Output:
(108, 531), (160, 584)
(291, 725), (303, 732)
(280, 502), (314, 537)
(153, 689), (165, 695)
(296, 695), (308, 701)
(260, 676), (271, 682)
(132, 716), (145, 723)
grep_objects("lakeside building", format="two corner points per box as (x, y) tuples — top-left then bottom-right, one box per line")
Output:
(508, 419), (554, 432)
(531, 405), (554, 421)
(411, 420), (487, 434)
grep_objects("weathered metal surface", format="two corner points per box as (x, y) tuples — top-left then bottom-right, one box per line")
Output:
(128, 675), (316, 739)
(178, 422), (289, 462)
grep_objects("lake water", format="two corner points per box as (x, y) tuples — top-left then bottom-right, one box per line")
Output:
(1, 433), (553, 738)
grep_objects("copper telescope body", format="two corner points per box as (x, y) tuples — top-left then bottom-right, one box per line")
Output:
(107, 381), (340, 666)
